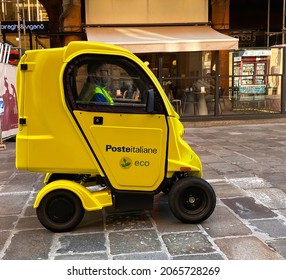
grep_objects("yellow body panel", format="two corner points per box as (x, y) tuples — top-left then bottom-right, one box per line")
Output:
(16, 47), (103, 174)
(34, 180), (112, 211)
(167, 117), (202, 178)
(73, 111), (168, 191)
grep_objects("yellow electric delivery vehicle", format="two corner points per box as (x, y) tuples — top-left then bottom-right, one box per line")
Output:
(16, 41), (216, 232)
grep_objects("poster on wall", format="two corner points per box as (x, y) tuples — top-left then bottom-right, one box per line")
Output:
(0, 63), (18, 140)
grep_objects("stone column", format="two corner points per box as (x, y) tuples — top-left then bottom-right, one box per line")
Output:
(61, 0), (82, 45)
(211, 0), (230, 96)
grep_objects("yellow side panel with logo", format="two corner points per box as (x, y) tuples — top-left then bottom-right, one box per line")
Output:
(74, 111), (168, 192)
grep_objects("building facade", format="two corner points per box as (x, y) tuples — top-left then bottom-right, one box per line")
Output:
(1, 0), (285, 120)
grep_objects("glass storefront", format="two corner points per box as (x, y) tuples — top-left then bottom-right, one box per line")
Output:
(0, 0), (49, 51)
(138, 47), (284, 118)
(0, 0), (284, 126)
(1, 1), (284, 120)
(0, 0), (47, 21)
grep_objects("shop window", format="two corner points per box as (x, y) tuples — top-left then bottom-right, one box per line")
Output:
(64, 54), (165, 114)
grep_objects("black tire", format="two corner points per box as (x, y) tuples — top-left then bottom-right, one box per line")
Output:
(36, 189), (85, 232)
(169, 177), (216, 223)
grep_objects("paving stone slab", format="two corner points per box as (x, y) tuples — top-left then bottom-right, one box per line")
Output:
(207, 146), (237, 157)
(246, 188), (286, 209)
(74, 211), (104, 233)
(3, 229), (54, 260)
(214, 236), (283, 260)
(0, 183), (36, 193)
(266, 239), (286, 259)
(173, 253), (224, 260)
(113, 252), (169, 260)
(0, 231), (11, 252)
(0, 216), (18, 230)
(0, 160), (13, 168)
(105, 212), (153, 231)
(162, 232), (215, 256)
(23, 205), (37, 217)
(56, 233), (106, 255)
(0, 193), (30, 215)
(221, 197), (277, 220)
(151, 202), (199, 233)
(0, 170), (15, 182)
(7, 173), (41, 187)
(278, 209), (286, 218)
(222, 154), (257, 165)
(261, 172), (286, 185)
(199, 154), (226, 163)
(229, 177), (273, 189)
(16, 216), (43, 230)
(55, 252), (108, 260)
(212, 183), (247, 198)
(249, 219), (286, 238)
(201, 169), (223, 180)
(109, 229), (161, 255)
(239, 162), (269, 174)
(270, 164), (286, 173)
(202, 205), (252, 238)
(207, 162), (244, 175)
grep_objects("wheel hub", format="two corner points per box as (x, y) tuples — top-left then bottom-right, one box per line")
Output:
(47, 197), (75, 223)
(188, 196), (196, 204)
(183, 190), (205, 212)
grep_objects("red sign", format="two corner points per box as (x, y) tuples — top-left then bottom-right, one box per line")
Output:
(0, 63), (18, 139)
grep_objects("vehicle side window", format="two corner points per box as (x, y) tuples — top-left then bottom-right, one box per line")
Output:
(64, 54), (166, 114)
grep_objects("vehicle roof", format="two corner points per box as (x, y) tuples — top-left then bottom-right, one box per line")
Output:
(63, 41), (133, 61)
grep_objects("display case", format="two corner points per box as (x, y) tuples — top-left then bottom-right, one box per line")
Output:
(232, 50), (271, 105)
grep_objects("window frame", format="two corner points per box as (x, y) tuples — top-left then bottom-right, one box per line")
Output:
(63, 54), (166, 115)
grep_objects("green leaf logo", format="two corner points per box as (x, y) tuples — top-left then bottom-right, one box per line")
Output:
(120, 157), (132, 169)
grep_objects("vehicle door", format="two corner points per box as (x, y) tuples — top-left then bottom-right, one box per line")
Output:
(64, 54), (169, 192)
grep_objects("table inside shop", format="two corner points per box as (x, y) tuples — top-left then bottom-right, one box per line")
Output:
(183, 91), (208, 115)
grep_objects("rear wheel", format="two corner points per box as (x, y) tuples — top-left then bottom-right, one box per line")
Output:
(169, 177), (216, 223)
(36, 189), (85, 232)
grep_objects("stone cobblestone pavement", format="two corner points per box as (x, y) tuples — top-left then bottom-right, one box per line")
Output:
(1, 122), (286, 260)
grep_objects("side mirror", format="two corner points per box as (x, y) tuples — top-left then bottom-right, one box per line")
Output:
(146, 89), (155, 113)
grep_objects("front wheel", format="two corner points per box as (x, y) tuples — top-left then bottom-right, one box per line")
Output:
(169, 177), (216, 223)
(36, 189), (85, 232)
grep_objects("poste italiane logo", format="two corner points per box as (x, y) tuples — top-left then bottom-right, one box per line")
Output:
(120, 157), (132, 169)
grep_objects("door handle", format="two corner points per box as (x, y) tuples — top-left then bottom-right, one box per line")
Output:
(93, 116), (103, 125)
